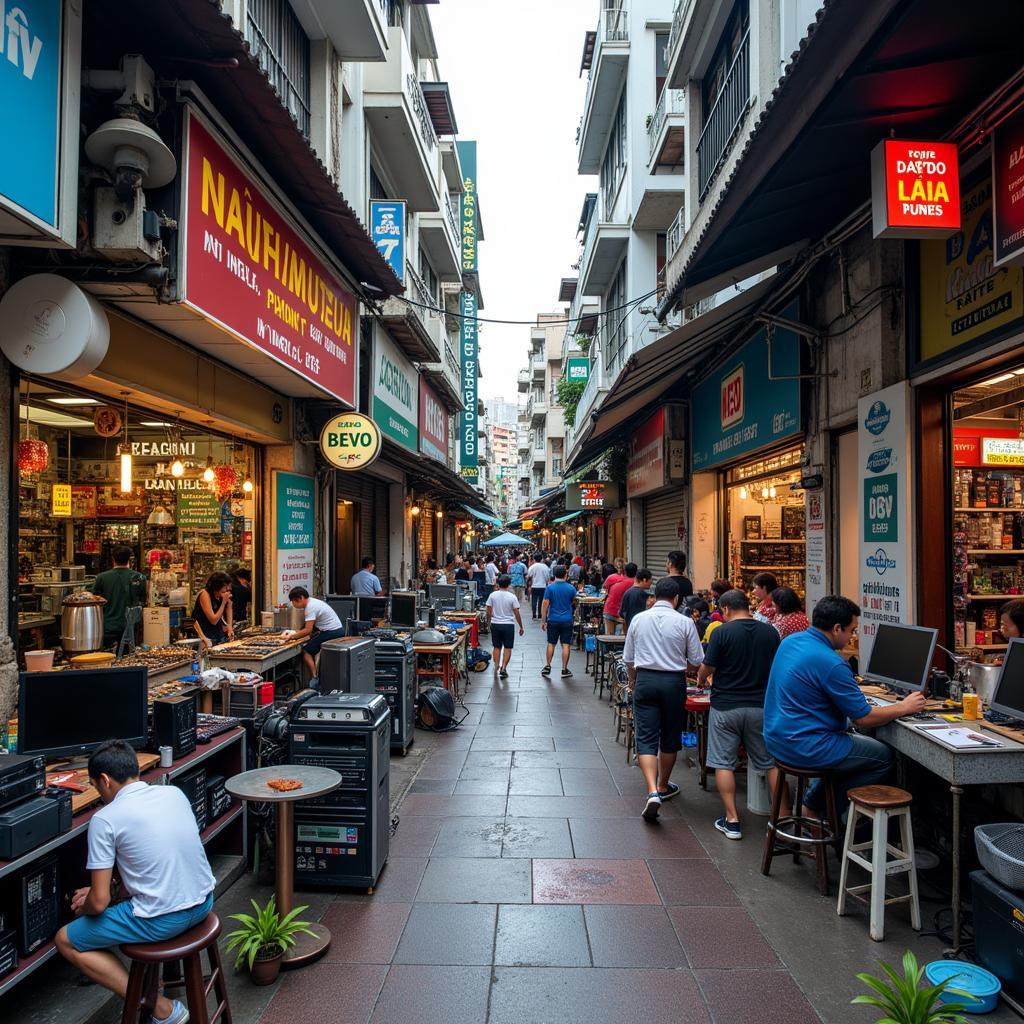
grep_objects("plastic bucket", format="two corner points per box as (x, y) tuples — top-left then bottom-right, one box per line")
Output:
(24, 649), (55, 671)
(747, 763), (773, 816)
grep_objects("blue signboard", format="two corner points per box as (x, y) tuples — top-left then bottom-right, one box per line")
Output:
(690, 312), (802, 471)
(0, 0), (62, 227)
(369, 200), (406, 285)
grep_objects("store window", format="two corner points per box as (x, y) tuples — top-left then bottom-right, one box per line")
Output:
(17, 380), (257, 623)
(951, 368), (1024, 657)
(723, 445), (805, 598)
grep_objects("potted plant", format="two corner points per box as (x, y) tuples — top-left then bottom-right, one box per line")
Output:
(853, 951), (977, 1023)
(225, 897), (317, 986)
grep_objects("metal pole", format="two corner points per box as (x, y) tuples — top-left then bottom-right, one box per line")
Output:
(276, 799), (293, 916)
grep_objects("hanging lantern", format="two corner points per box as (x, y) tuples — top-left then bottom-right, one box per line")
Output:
(212, 464), (239, 499)
(17, 438), (49, 474)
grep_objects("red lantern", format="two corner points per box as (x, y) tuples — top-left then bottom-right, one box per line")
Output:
(17, 438), (49, 474)
(212, 464), (239, 499)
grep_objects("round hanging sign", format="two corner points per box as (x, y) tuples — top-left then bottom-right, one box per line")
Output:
(319, 413), (382, 471)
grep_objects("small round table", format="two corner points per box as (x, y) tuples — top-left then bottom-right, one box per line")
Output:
(225, 765), (341, 968)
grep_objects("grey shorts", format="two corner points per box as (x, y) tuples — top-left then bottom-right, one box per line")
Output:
(706, 706), (774, 772)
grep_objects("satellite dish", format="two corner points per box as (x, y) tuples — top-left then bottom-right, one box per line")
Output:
(0, 275), (110, 379)
(84, 118), (177, 188)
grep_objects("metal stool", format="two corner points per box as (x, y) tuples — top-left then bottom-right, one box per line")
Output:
(761, 761), (843, 895)
(837, 785), (920, 941)
(120, 913), (230, 1024)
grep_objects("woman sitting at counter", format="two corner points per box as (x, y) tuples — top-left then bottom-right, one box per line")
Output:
(192, 572), (235, 649)
(1001, 599), (1024, 642)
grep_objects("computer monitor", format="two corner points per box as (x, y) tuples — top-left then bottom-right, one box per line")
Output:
(863, 623), (938, 694)
(326, 595), (358, 627)
(456, 579), (478, 598)
(390, 592), (419, 629)
(346, 619), (371, 637)
(991, 639), (1024, 719)
(426, 584), (458, 611)
(18, 667), (149, 760)
(358, 596), (389, 622)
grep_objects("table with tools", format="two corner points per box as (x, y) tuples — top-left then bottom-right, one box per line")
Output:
(414, 629), (469, 701)
(206, 631), (306, 684)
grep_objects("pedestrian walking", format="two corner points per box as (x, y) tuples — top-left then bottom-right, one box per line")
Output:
(622, 577), (704, 821)
(540, 564), (576, 678)
(665, 550), (695, 598)
(696, 589), (781, 840)
(619, 568), (654, 632)
(509, 554), (527, 604)
(527, 553), (551, 620)
(602, 561), (637, 635)
(486, 574), (524, 679)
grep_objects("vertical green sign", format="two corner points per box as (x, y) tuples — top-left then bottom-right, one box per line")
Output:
(275, 472), (315, 549)
(456, 140), (478, 273)
(863, 473), (898, 543)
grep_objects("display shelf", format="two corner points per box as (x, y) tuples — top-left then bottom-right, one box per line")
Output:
(957, 643), (1009, 651)
(966, 549), (1024, 554)
(199, 802), (243, 845)
(739, 564), (806, 570)
(740, 538), (805, 544)
(966, 594), (1021, 600)
(954, 507), (1024, 513)
(0, 937), (60, 998)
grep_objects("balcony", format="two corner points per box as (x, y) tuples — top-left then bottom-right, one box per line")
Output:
(379, 261), (442, 361)
(363, 26), (440, 212)
(532, 445), (546, 468)
(289, 0), (387, 61)
(517, 369), (530, 393)
(666, 205), (686, 263)
(531, 354), (546, 381)
(696, 30), (751, 199)
(579, 212), (629, 297)
(420, 339), (464, 414)
(647, 87), (686, 170)
(528, 392), (547, 425)
(418, 193), (461, 280)
(665, 0), (701, 90)
(577, 6), (631, 175)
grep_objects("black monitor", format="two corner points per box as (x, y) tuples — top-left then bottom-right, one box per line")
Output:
(390, 592), (419, 629)
(18, 667), (149, 760)
(347, 619), (371, 637)
(326, 595), (358, 627)
(864, 623), (938, 694)
(992, 639), (1024, 719)
(427, 584), (457, 611)
(358, 596), (389, 622)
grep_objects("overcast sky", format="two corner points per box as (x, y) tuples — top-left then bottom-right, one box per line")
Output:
(430, 1), (598, 406)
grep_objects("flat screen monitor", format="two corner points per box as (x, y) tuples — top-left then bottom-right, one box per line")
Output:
(864, 623), (938, 694)
(326, 595), (358, 627)
(456, 579), (478, 597)
(18, 667), (149, 760)
(358, 596), (389, 622)
(390, 592), (419, 629)
(991, 638), (1024, 719)
(427, 584), (458, 611)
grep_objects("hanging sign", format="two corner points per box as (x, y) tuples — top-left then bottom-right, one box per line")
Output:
(372, 328), (418, 452)
(272, 471), (314, 604)
(176, 488), (220, 531)
(627, 409), (666, 497)
(565, 481), (621, 511)
(459, 290), (479, 482)
(419, 376), (448, 464)
(456, 141), (478, 273)
(566, 357), (590, 381)
(982, 437), (1024, 466)
(993, 107), (1024, 267)
(319, 412), (382, 470)
(51, 483), (71, 517)
(370, 200), (406, 284)
(871, 139), (961, 239)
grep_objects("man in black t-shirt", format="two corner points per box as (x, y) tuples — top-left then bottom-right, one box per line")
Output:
(620, 569), (654, 632)
(697, 589), (781, 840)
(665, 550), (694, 600)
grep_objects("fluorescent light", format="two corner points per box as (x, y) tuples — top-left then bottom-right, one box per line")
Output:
(1013, 369), (1024, 376)
(46, 397), (97, 406)
(981, 373), (1014, 386)
(19, 405), (92, 428)
(140, 421), (173, 427)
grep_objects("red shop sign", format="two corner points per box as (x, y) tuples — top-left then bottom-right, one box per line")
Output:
(181, 110), (358, 405)
(993, 105), (1024, 267)
(871, 139), (961, 239)
(627, 407), (665, 497)
(419, 376), (448, 463)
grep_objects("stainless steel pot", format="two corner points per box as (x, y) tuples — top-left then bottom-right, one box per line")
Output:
(60, 594), (107, 653)
(967, 660), (1002, 704)
(273, 606), (304, 630)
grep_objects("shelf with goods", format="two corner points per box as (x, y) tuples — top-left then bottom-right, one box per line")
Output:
(735, 539), (806, 596)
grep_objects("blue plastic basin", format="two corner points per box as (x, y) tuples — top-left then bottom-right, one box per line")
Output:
(925, 960), (1001, 1014)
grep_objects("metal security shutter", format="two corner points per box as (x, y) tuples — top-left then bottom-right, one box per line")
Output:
(336, 475), (390, 584)
(644, 489), (685, 574)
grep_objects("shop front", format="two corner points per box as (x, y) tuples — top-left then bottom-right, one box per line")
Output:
(689, 317), (806, 600)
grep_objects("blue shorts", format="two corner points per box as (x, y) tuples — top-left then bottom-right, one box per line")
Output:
(66, 893), (214, 952)
(547, 622), (573, 646)
(305, 628), (347, 657)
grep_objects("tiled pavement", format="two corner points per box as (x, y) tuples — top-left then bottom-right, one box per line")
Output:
(251, 621), (1016, 1024)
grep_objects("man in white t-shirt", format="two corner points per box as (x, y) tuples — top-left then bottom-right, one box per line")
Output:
(486, 573), (524, 678)
(526, 555), (552, 620)
(288, 585), (346, 677)
(55, 740), (215, 1024)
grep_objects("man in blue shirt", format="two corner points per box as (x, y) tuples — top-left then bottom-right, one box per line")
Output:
(350, 557), (383, 596)
(764, 595), (925, 818)
(508, 556), (527, 604)
(541, 564), (577, 678)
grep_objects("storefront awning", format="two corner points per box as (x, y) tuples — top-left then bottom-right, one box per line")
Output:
(568, 272), (785, 472)
(552, 511), (582, 524)
(658, 0), (1024, 312)
(462, 505), (502, 526)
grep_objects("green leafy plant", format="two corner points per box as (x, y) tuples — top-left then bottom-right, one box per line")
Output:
(225, 897), (317, 970)
(853, 951), (977, 1024)
(556, 377), (587, 427)
(575, 333), (592, 353)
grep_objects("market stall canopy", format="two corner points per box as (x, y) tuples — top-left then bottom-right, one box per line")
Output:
(552, 511), (582, 524)
(482, 533), (532, 547)
(462, 505), (502, 527)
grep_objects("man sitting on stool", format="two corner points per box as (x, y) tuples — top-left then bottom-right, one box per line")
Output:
(763, 595), (926, 819)
(288, 586), (347, 679)
(55, 740), (215, 1024)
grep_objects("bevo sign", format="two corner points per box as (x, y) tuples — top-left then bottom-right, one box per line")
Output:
(871, 139), (961, 239)
(319, 413), (382, 471)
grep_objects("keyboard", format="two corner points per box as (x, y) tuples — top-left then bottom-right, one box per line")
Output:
(196, 713), (240, 743)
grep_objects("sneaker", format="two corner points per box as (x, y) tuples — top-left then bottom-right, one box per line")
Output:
(499, 669), (508, 679)
(642, 792), (662, 822)
(657, 781), (680, 802)
(541, 665), (551, 676)
(715, 816), (742, 840)
(152, 1001), (189, 1024)
(561, 668), (572, 677)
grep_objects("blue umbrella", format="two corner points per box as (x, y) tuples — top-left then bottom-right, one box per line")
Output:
(481, 532), (532, 547)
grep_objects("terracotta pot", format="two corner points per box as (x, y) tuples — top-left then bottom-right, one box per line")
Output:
(250, 946), (283, 986)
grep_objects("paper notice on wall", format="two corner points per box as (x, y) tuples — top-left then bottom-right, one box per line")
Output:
(805, 488), (826, 612)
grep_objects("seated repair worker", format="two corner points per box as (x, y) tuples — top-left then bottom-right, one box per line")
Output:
(55, 740), (214, 1024)
(763, 595), (926, 819)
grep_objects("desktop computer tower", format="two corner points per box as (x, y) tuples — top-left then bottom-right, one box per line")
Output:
(367, 637), (416, 754)
(318, 637), (376, 694)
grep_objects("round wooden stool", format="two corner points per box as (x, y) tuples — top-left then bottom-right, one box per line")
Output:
(837, 785), (920, 941)
(761, 760), (843, 895)
(120, 913), (230, 1024)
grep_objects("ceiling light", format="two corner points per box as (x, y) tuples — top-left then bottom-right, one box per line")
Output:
(981, 373), (1014, 386)
(203, 456), (215, 483)
(46, 396), (97, 406)
(141, 421), (173, 427)
(242, 477), (254, 493)
(20, 405), (92, 428)
(170, 457), (185, 477)
(739, 486), (748, 500)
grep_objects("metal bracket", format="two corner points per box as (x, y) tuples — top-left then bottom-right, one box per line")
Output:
(755, 314), (839, 380)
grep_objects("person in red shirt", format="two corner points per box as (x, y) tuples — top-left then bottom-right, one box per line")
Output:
(603, 563), (638, 634)
(772, 586), (810, 639)
(601, 565), (627, 634)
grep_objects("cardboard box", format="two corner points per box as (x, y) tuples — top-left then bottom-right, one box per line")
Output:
(143, 607), (170, 646)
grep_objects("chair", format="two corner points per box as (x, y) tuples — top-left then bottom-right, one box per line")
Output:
(761, 761), (843, 896)
(120, 914), (230, 1024)
(837, 785), (920, 941)
(684, 694), (710, 789)
(611, 661), (634, 762)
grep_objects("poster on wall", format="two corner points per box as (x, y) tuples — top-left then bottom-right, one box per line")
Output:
(804, 488), (826, 612)
(993, 106), (1024, 267)
(857, 383), (913, 664)
(272, 471), (314, 604)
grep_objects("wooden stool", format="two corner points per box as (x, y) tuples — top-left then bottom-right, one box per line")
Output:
(761, 761), (843, 896)
(121, 913), (230, 1024)
(684, 695), (710, 790)
(837, 785), (920, 941)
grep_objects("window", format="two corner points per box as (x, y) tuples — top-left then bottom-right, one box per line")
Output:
(369, 166), (389, 201)
(655, 31), (669, 103)
(246, 0), (311, 139)
(603, 260), (628, 372)
(600, 90), (627, 217)
(552, 457), (563, 476)
(701, 0), (750, 127)
(418, 247), (439, 301)
(656, 233), (667, 299)
(383, 0), (405, 29)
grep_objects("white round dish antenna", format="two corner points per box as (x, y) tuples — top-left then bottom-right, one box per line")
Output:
(84, 118), (177, 188)
(0, 275), (110, 379)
